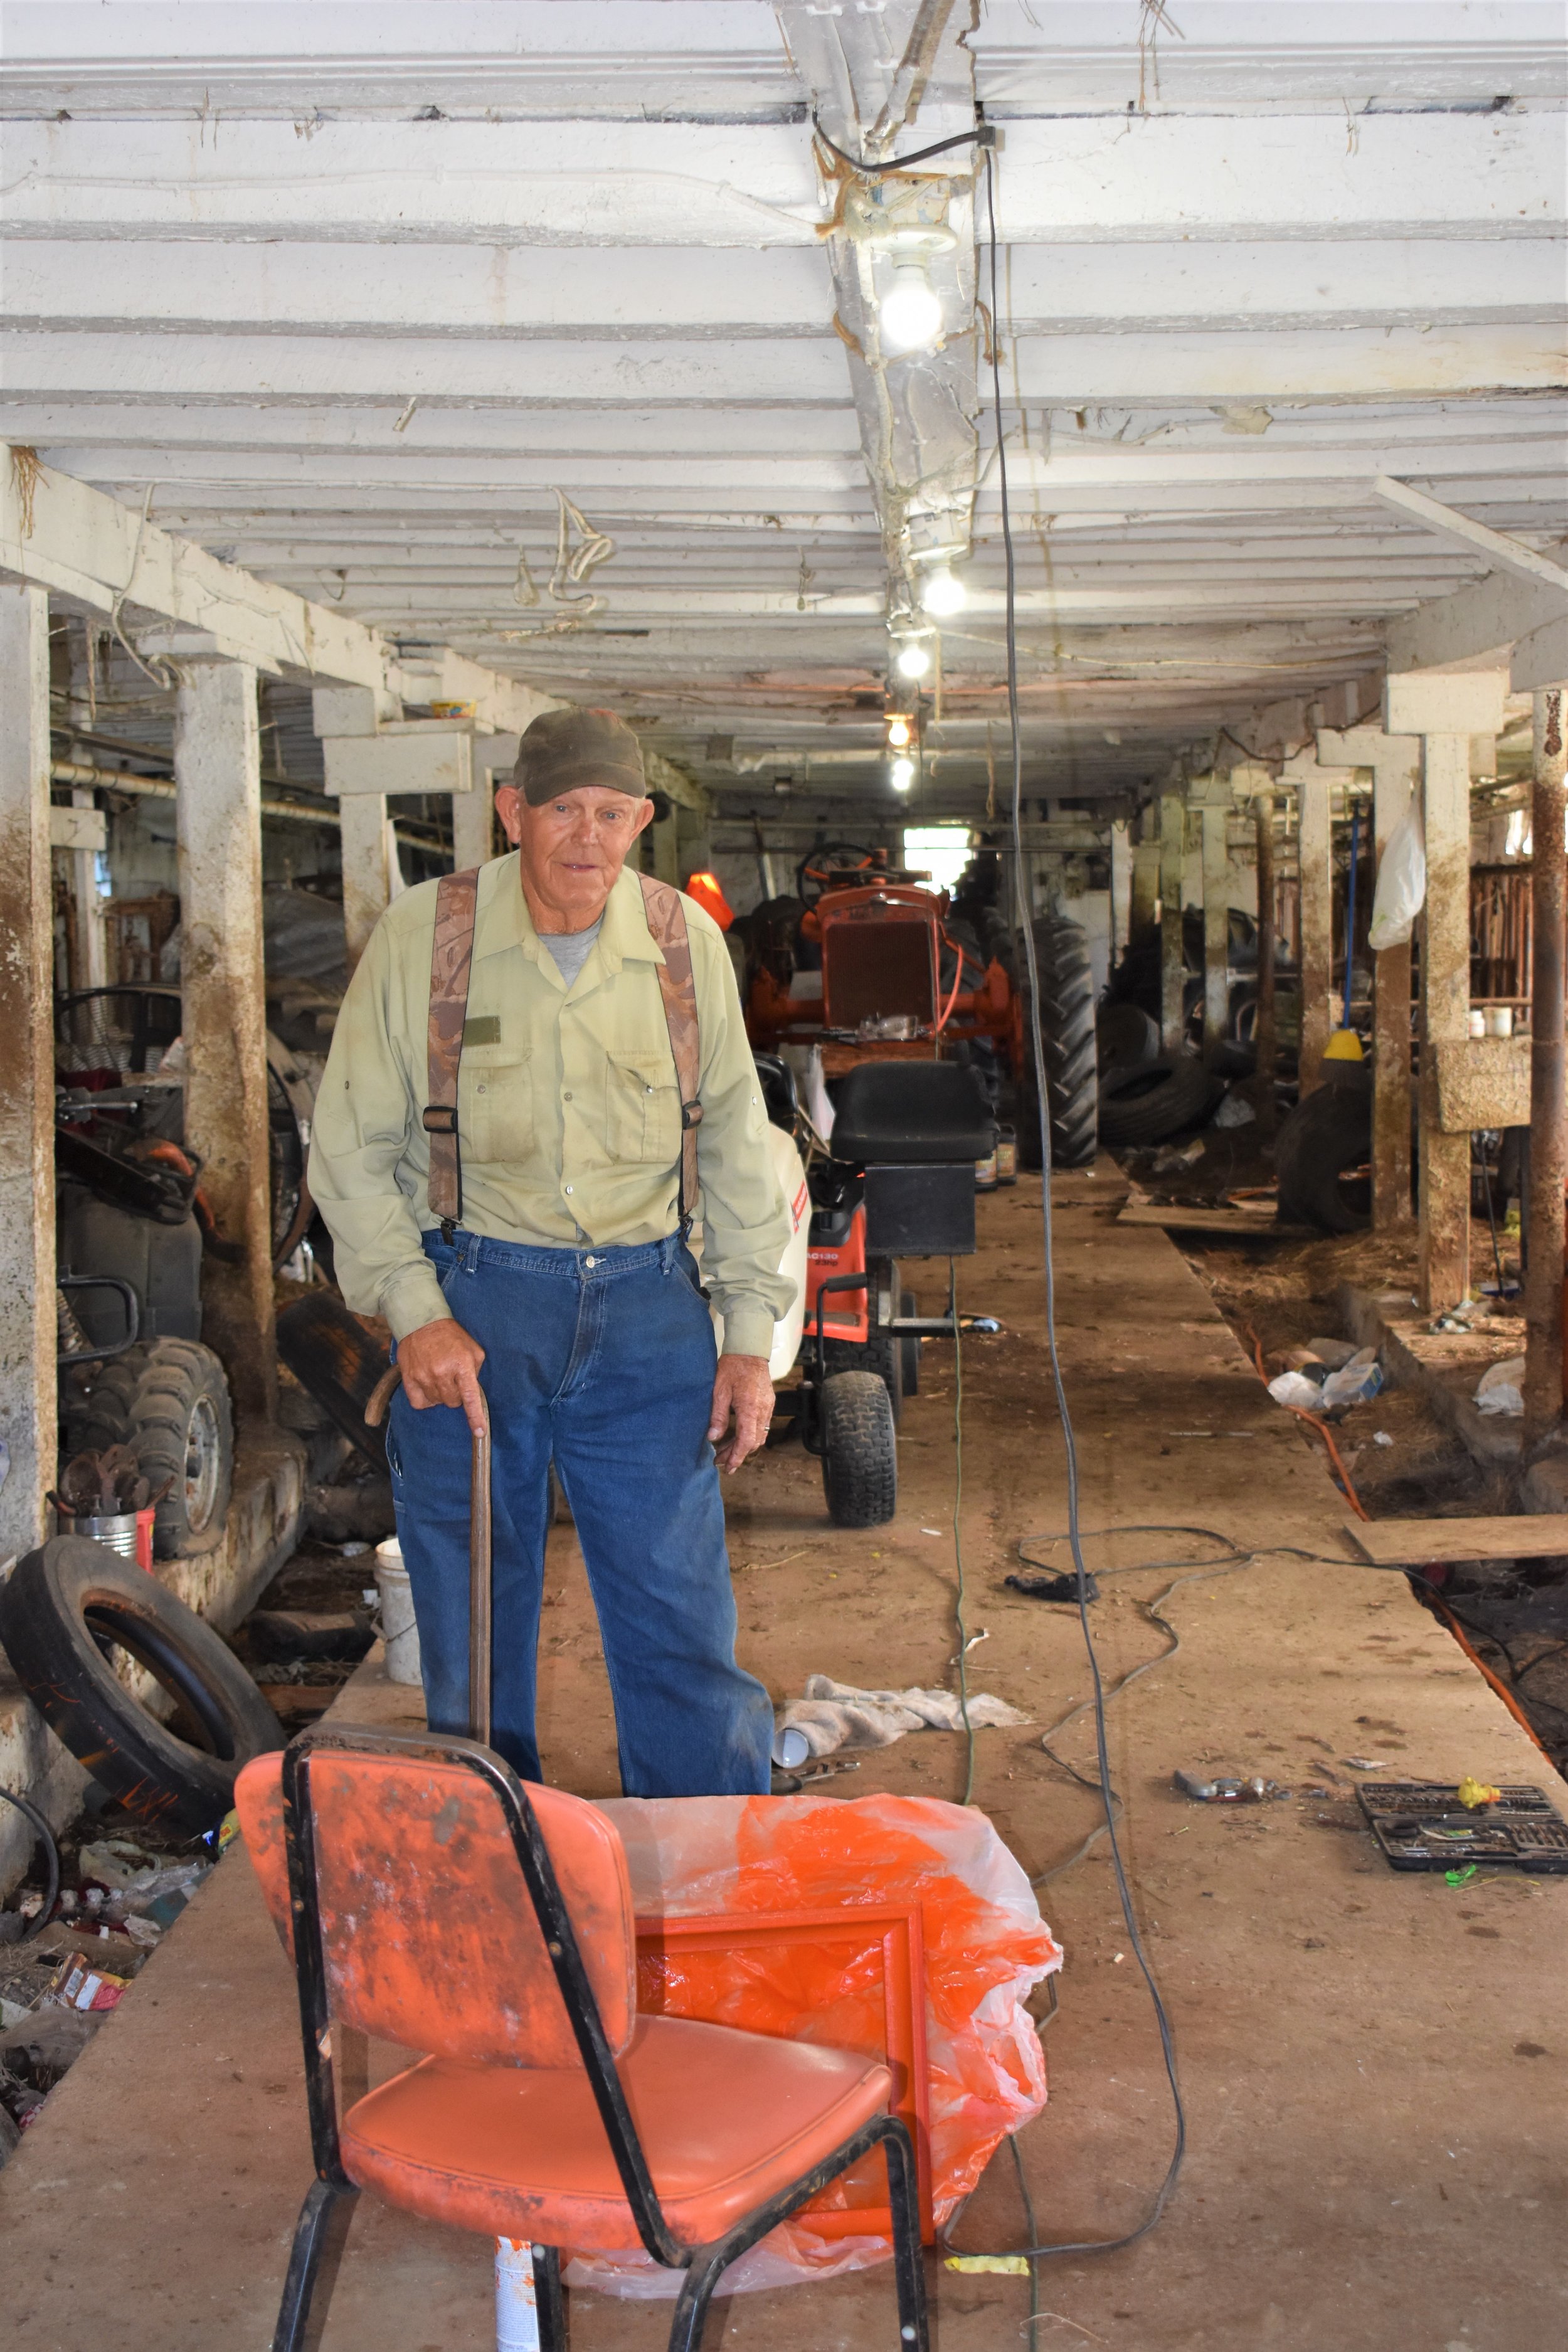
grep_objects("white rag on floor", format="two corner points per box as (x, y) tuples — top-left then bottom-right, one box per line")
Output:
(776, 1673), (1030, 1759)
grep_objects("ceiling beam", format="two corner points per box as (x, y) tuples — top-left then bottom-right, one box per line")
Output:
(1371, 475), (1568, 596)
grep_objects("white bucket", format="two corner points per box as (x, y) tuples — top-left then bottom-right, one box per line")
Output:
(373, 1537), (422, 1686)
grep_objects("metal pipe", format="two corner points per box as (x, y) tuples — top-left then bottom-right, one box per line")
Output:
(1523, 685), (1567, 1448)
(1253, 793), (1277, 1136)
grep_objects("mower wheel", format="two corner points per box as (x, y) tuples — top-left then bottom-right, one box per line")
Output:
(1096, 1051), (1216, 1148)
(824, 1325), (902, 1427)
(62, 1338), (233, 1559)
(1021, 916), (1098, 1170)
(820, 1372), (898, 1528)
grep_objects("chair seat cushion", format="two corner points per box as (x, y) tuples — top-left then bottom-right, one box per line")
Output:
(831, 1061), (996, 1166)
(341, 2014), (891, 2249)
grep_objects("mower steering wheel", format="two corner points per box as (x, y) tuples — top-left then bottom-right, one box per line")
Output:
(797, 843), (879, 908)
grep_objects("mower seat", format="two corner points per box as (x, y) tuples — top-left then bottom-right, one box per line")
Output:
(831, 1061), (996, 1168)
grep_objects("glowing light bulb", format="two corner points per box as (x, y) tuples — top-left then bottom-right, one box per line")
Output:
(894, 639), (932, 681)
(878, 262), (943, 356)
(886, 715), (912, 750)
(891, 756), (916, 791)
(919, 564), (966, 618)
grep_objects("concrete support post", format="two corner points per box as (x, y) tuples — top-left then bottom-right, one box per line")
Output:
(69, 789), (108, 993)
(1110, 821), (1133, 961)
(1524, 683), (1568, 1448)
(452, 770), (495, 872)
(1199, 797), (1230, 1063)
(1158, 792), (1186, 1052)
(1253, 794), (1277, 1136)
(339, 793), (392, 974)
(0, 586), (57, 1562)
(174, 659), (277, 1422)
(1417, 731), (1475, 1313)
(1319, 729), (1419, 1226)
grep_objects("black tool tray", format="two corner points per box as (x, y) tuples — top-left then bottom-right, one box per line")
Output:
(1356, 1781), (1568, 1873)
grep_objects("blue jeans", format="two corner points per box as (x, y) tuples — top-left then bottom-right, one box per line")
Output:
(384, 1228), (773, 1798)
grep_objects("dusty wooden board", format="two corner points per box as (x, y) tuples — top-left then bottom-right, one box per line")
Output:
(1118, 1202), (1312, 1237)
(1347, 1515), (1568, 1564)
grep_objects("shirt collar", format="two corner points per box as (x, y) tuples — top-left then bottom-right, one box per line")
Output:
(472, 855), (664, 976)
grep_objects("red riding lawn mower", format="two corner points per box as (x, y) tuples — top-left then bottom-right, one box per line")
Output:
(735, 845), (1098, 1527)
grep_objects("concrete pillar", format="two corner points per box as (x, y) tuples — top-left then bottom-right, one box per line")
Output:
(1253, 793), (1278, 1135)
(1109, 821), (1133, 961)
(1387, 672), (1507, 1315)
(1130, 838), (1160, 948)
(174, 659), (277, 1422)
(1285, 753), (1348, 1096)
(1524, 682), (1567, 1447)
(452, 768), (495, 871)
(68, 790), (108, 993)
(338, 792), (393, 974)
(1319, 729), (1419, 1226)
(1158, 791), (1186, 1052)
(1199, 793), (1230, 1063)
(0, 586), (57, 1562)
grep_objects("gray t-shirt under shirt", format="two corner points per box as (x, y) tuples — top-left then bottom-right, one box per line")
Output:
(539, 913), (604, 990)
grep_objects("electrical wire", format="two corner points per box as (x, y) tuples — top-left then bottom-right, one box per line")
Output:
(812, 120), (996, 178)
(0, 1786), (61, 1942)
(949, 1269), (976, 1808)
(973, 142), (1186, 2267)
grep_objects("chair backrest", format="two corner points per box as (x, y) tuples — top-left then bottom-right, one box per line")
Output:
(236, 1743), (637, 2067)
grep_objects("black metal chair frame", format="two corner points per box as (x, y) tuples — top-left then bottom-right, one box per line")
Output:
(271, 1722), (930, 2352)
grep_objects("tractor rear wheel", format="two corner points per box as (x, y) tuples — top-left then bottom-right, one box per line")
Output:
(1020, 916), (1098, 1171)
(820, 1372), (898, 1528)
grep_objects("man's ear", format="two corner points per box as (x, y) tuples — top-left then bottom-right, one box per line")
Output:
(630, 796), (657, 840)
(494, 783), (524, 846)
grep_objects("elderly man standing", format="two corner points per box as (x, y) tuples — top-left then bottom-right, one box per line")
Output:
(309, 708), (791, 1796)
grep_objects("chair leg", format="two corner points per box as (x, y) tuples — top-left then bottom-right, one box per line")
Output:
(665, 2239), (733, 2352)
(879, 2121), (930, 2351)
(272, 2177), (359, 2352)
(533, 2245), (568, 2351)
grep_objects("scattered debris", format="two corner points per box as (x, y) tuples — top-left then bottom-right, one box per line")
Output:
(1006, 1569), (1100, 1604)
(1475, 1356), (1525, 1417)
(1173, 1769), (1287, 1803)
(1150, 1137), (1205, 1175)
(1342, 1757), (1391, 1771)
(775, 1674), (1030, 1759)
(1319, 1348), (1384, 1413)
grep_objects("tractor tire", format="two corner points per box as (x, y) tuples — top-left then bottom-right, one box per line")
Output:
(62, 1339), (233, 1559)
(1096, 1001), (1160, 1075)
(824, 1324), (902, 1427)
(1020, 916), (1098, 1171)
(0, 1537), (283, 1832)
(1096, 1052), (1216, 1148)
(820, 1372), (898, 1529)
(1275, 1067), (1373, 1234)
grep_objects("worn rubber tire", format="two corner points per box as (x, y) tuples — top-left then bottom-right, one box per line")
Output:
(1096, 1051), (1216, 1148)
(1020, 917), (1099, 1170)
(822, 1322), (903, 1428)
(820, 1372), (898, 1529)
(1275, 1067), (1373, 1233)
(1096, 1001), (1160, 1075)
(0, 1537), (283, 1832)
(63, 1339), (233, 1559)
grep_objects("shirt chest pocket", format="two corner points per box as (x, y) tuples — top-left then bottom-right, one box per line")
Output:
(605, 1049), (681, 1166)
(460, 1046), (533, 1167)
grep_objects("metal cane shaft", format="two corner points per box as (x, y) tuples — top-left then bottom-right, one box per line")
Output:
(469, 1408), (492, 1747)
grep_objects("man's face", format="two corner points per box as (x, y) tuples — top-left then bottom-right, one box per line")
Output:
(496, 782), (655, 926)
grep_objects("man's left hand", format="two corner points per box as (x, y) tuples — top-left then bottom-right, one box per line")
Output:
(708, 1353), (775, 1473)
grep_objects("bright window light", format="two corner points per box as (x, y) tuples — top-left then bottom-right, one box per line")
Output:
(894, 638), (932, 681)
(919, 564), (965, 617)
(903, 825), (971, 893)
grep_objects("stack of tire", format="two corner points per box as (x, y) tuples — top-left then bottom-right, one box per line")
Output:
(1094, 1005), (1219, 1150)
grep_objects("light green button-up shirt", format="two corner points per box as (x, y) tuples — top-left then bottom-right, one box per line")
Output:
(307, 857), (793, 1357)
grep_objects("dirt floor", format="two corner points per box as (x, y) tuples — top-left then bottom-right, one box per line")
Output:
(3, 1170), (1565, 2349)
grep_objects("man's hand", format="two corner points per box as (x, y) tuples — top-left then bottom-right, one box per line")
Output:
(707, 1352), (775, 1473)
(398, 1315), (488, 1433)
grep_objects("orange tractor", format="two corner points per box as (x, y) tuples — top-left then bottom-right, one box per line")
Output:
(736, 846), (1096, 1518)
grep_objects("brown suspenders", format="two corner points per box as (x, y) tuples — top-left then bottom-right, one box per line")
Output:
(422, 867), (704, 1241)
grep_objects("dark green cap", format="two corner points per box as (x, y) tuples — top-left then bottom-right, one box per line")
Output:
(512, 707), (647, 807)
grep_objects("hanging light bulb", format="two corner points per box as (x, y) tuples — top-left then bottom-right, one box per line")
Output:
(877, 259), (943, 356)
(886, 714), (912, 750)
(919, 563), (966, 618)
(890, 755), (916, 792)
(893, 638), (932, 681)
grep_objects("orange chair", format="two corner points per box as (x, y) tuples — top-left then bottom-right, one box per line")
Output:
(237, 1725), (928, 2352)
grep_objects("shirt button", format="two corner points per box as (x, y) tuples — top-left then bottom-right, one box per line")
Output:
(563, 1090), (573, 1102)
(477, 1084), (487, 1094)
(564, 1184), (573, 1195)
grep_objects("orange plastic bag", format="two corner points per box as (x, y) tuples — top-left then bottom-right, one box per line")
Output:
(567, 1792), (1060, 2297)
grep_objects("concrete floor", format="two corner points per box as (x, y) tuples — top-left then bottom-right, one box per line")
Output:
(3, 1171), (1564, 2351)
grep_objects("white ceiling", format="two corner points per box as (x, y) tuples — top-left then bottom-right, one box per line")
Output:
(3, 1), (1564, 812)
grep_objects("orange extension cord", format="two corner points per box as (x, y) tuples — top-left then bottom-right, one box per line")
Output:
(1243, 1322), (1549, 1756)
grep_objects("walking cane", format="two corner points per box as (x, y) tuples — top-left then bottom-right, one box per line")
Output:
(364, 1362), (546, 2349)
(364, 1362), (492, 1746)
